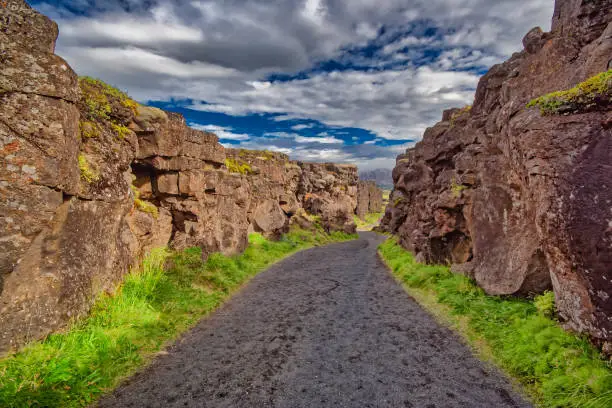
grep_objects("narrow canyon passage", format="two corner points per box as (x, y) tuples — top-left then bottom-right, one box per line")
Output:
(98, 233), (530, 408)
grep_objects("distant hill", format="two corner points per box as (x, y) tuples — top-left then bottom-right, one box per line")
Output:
(359, 168), (393, 190)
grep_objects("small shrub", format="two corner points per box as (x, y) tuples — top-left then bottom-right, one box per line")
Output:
(78, 153), (99, 183)
(527, 70), (612, 115)
(534, 291), (556, 319)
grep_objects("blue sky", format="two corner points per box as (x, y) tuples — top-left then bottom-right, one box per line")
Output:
(33, 0), (553, 170)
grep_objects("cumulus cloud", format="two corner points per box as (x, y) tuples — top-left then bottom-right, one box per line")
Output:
(35, 0), (553, 169)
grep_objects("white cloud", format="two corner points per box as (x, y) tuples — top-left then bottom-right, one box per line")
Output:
(189, 123), (250, 141)
(291, 123), (316, 131)
(294, 135), (344, 144)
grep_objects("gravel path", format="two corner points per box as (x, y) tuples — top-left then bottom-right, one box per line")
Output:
(98, 232), (530, 408)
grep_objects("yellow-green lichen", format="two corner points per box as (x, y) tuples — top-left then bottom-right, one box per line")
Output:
(450, 177), (468, 198)
(134, 198), (159, 219)
(79, 121), (100, 139)
(526, 70), (612, 115)
(110, 123), (132, 140)
(78, 153), (99, 183)
(449, 105), (472, 126)
(131, 185), (159, 218)
(225, 158), (253, 175)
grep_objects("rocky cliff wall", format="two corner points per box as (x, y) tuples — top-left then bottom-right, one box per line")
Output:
(0, 2), (360, 353)
(381, 0), (612, 349)
(356, 181), (384, 219)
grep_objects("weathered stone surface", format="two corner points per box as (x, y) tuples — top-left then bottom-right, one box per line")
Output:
(298, 162), (358, 232)
(356, 180), (383, 219)
(381, 0), (612, 347)
(0, 197), (134, 351)
(127, 207), (173, 257)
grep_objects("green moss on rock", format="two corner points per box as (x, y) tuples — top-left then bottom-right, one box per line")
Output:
(78, 153), (99, 183)
(225, 158), (253, 175)
(79, 121), (100, 139)
(527, 70), (612, 115)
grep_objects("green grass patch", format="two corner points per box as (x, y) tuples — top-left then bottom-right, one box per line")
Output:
(354, 212), (383, 231)
(527, 70), (612, 115)
(0, 228), (356, 407)
(378, 237), (612, 408)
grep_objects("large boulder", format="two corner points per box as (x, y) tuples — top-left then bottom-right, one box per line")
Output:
(252, 199), (289, 238)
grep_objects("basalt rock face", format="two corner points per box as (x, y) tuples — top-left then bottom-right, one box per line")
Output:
(381, 0), (612, 348)
(298, 162), (359, 234)
(356, 181), (384, 219)
(0, 2), (358, 353)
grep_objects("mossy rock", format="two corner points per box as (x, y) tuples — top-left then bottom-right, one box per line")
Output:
(527, 70), (612, 115)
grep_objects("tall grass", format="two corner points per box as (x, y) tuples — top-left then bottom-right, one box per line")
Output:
(379, 237), (612, 408)
(0, 227), (356, 407)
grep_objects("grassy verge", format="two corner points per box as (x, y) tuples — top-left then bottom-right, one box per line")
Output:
(379, 237), (612, 408)
(0, 227), (356, 407)
(354, 212), (384, 231)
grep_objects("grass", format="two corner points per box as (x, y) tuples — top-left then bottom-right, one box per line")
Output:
(378, 237), (612, 408)
(527, 70), (611, 115)
(0, 227), (356, 407)
(354, 212), (383, 231)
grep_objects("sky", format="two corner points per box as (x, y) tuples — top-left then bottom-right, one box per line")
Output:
(33, 0), (554, 170)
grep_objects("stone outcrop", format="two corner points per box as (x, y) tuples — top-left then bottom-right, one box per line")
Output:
(381, 0), (612, 349)
(298, 162), (358, 234)
(356, 180), (384, 219)
(0, 1), (361, 353)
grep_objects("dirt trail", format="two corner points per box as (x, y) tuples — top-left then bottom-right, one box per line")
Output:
(98, 232), (530, 408)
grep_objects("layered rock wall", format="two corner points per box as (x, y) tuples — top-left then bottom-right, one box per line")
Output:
(0, 2), (360, 353)
(381, 0), (612, 348)
(356, 181), (384, 219)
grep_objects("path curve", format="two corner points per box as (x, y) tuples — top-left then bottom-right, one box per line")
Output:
(98, 232), (530, 408)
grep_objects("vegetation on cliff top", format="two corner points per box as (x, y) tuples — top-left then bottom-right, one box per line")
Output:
(78, 77), (137, 140)
(225, 157), (254, 175)
(379, 238), (612, 408)
(0, 227), (356, 407)
(527, 70), (612, 115)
